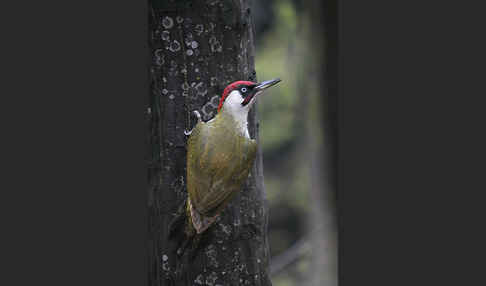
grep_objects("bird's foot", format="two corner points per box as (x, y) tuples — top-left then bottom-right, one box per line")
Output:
(193, 110), (201, 121)
(184, 110), (202, 136)
(184, 129), (193, 136)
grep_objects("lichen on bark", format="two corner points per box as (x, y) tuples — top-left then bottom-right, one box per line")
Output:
(148, 1), (271, 285)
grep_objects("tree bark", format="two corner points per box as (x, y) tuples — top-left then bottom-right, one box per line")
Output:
(147, 1), (271, 285)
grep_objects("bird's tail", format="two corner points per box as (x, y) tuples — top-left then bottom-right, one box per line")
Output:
(168, 198), (197, 257)
(168, 200), (196, 236)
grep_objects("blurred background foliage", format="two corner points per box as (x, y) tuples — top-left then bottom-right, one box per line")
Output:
(250, 0), (336, 286)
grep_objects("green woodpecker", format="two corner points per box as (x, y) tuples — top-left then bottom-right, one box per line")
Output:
(185, 78), (281, 235)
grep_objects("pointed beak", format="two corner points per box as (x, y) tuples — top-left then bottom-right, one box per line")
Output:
(254, 78), (281, 92)
(241, 78), (282, 107)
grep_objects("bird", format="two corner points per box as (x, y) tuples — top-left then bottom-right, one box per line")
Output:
(177, 78), (281, 239)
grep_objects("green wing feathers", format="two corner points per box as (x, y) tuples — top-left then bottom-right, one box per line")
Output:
(186, 119), (257, 218)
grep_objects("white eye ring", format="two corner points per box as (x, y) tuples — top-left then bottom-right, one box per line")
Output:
(241, 87), (247, 92)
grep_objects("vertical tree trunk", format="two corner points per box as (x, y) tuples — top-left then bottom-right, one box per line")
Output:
(147, 1), (271, 285)
(305, 0), (338, 285)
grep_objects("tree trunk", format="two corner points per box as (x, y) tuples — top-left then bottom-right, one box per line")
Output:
(305, 0), (338, 285)
(147, 1), (271, 285)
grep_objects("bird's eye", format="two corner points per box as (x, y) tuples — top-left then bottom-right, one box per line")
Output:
(241, 87), (247, 92)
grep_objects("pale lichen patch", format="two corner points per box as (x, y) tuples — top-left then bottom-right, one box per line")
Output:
(219, 223), (232, 236)
(194, 24), (204, 35)
(206, 244), (219, 268)
(194, 274), (204, 285)
(169, 40), (181, 52)
(205, 271), (218, 286)
(162, 16), (174, 29)
(161, 31), (170, 41)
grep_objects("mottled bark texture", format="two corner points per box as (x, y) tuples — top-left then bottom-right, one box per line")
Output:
(147, 1), (271, 285)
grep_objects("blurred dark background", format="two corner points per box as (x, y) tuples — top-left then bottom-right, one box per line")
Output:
(251, 0), (337, 285)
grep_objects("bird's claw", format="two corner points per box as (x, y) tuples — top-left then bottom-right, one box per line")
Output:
(193, 110), (201, 121)
(184, 110), (202, 136)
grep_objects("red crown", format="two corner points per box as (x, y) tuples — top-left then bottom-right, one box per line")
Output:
(217, 81), (256, 112)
